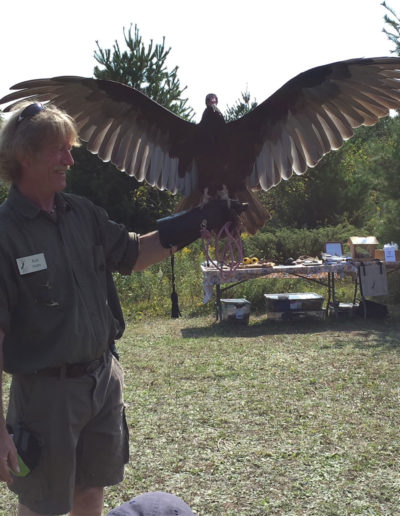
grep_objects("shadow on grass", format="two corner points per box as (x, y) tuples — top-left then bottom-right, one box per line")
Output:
(322, 334), (400, 350)
(181, 313), (400, 344)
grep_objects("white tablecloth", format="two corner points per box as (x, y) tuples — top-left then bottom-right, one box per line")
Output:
(201, 262), (358, 303)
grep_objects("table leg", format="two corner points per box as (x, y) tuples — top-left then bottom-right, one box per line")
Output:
(216, 284), (222, 321)
(327, 272), (332, 315)
(327, 272), (340, 317)
(331, 272), (337, 313)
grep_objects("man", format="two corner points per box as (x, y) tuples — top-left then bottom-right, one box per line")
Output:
(0, 102), (244, 515)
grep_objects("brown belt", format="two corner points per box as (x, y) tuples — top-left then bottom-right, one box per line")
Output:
(32, 354), (105, 378)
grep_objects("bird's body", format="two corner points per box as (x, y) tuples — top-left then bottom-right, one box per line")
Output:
(2, 56), (400, 233)
(178, 96), (268, 229)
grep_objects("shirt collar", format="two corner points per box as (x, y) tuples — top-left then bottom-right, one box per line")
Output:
(7, 185), (70, 219)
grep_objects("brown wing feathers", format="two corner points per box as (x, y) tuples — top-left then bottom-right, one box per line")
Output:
(243, 57), (400, 193)
(1, 57), (400, 233)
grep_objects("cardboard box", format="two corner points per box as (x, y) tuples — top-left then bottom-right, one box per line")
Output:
(220, 298), (250, 324)
(347, 236), (379, 261)
(375, 249), (400, 262)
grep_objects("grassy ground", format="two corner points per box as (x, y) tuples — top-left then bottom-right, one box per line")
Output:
(2, 312), (400, 515)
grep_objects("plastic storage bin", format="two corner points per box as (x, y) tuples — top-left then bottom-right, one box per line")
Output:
(264, 293), (324, 319)
(220, 298), (251, 324)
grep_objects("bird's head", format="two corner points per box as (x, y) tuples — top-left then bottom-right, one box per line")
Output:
(201, 93), (224, 125)
(205, 93), (218, 107)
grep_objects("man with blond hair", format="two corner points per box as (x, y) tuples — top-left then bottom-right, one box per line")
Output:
(0, 102), (243, 515)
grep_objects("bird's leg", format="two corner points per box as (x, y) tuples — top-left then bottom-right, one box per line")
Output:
(200, 187), (210, 207)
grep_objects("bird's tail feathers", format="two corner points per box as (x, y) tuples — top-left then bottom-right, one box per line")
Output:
(175, 191), (204, 213)
(236, 189), (269, 234)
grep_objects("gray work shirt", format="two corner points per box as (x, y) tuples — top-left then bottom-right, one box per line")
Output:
(0, 186), (139, 374)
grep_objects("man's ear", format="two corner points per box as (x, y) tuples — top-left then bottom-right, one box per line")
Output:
(18, 152), (34, 170)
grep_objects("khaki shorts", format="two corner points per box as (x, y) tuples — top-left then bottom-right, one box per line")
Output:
(6, 353), (129, 515)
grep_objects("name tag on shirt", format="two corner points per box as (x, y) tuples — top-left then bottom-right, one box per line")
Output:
(16, 253), (47, 275)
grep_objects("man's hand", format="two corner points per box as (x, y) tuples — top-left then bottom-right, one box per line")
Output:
(199, 199), (247, 233)
(0, 425), (18, 484)
(157, 199), (248, 249)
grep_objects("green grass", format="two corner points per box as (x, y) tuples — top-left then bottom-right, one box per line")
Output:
(2, 312), (400, 515)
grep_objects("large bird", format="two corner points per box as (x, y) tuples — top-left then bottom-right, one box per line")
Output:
(2, 56), (400, 233)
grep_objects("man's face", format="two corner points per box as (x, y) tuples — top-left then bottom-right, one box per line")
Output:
(21, 139), (74, 194)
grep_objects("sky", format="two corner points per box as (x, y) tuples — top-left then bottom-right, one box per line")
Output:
(1, 0), (399, 121)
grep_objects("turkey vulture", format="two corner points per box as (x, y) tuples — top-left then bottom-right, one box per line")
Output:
(1, 56), (400, 233)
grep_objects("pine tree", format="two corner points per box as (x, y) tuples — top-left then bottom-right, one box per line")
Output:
(67, 25), (193, 232)
(93, 24), (193, 119)
(382, 1), (400, 55)
(224, 90), (257, 122)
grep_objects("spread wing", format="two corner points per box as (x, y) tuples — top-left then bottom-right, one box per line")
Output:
(0, 77), (199, 196)
(227, 57), (400, 191)
(2, 57), (400, 201)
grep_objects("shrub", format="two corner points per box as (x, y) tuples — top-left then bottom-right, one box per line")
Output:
(242, 223), (358, 264)
(115, 224), (362, 319)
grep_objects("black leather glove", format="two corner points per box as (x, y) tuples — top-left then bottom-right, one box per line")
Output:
(157, 199), (247, 249)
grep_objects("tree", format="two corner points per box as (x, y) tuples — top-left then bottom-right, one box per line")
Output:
(364, 2), (400, 242)
(224, 90), (257, 122)
(93, 25), (194, 120)
(67, 25), (193, 233)
(260, 125), (380, 230)
(382, 1), (400, 55)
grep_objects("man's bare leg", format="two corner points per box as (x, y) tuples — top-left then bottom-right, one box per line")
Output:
(18, 486), (104, 516)
(18, 504), (46, 516)
(71, 486), (104, 516)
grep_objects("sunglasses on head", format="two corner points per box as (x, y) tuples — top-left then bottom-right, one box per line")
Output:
(16, 102), (45, 125)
